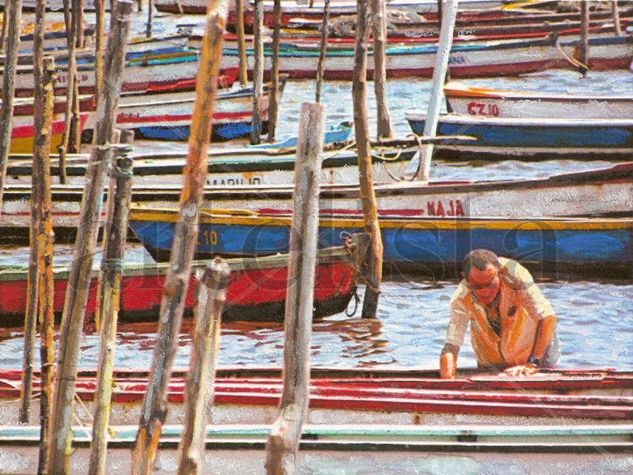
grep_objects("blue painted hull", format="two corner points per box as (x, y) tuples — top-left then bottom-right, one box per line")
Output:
(407, 118), (633, 148)
(135, 121), (268, 142)
(130, 219), (633, 277)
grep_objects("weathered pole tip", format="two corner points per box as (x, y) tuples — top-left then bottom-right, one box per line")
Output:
(202, 259), (231, 288)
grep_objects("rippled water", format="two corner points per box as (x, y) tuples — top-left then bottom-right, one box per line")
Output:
(3, 13), (632, 373)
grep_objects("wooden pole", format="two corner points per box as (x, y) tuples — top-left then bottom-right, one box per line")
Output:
(0, 6), (8, 52)
(250, 0), (264, 145)
(414, 0), (458, 181)
(371, 0), (393, 140)
(88, 145), (134, 475)
(579, 0), (590, 76)
(37, 57), (57, 475)
(130, 1), (228, 472)
(264, 102), (325, 475)
(352, 0), (383, 319)
(19, 0), (49, 426)
(95, 0), (106, 111)
(0, 0), (22, 209)
(58, 0), (78, 176)
(612, 1), (622, 36)
(69, 0), (83, 152)
(236, 0), (248, 86)
(266, 0), (282, 142)
(76, 0), (85, 48)
(147, 0), (154, 38)
(46, 3), (134, 473)
(19, 0), (52, 424)
(177, 259), (230, 474)
(314, 0), (331, 104)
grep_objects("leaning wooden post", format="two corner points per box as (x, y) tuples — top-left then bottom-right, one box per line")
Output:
(130, 1), (228, 472)
(612, 1), (622, 36)
(352, 0), (383, 319)
(70, 0), (83, 152)
(264, 102), (325, 474)
(250, 0), (264, 145)
(414, 0), (458, 181)
(95, 0), (106, 110)
(37, 57), (58, 475)
(147, 0), (154, 38)
(371, 0), (393, 140)
(578, 0), (590, 76)
(236, 0), (249, 86)
(0, 0), (22, 209)
(177, 259), (231, 474)
(58, 0), (78, 172)
(314, 0), (331, 103)
(46, 3), (134, 473)
(19, 0), (49, 425)
(88, 145), (134, 475)
(266, 0), (282, 142)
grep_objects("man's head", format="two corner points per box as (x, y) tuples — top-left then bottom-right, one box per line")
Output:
(463, 249), (501, 305)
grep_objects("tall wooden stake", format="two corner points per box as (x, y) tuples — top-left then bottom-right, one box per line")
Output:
(88, 145), (134, 475)
(315, 0), (331, 103)
(250, 0), (264, 144)
(95, 0), (106, 111)
(20, 0), (49, 425)
(265, 102), (325, 475)
(177, 259), (231, 474)
(612, 0), (622, 35)
(353, 0), (383, 319)
(46, 3), (134, 473)
(130, 1), (228, 473)
(371, 0), (393, 139)
(0, 0), (22, 209)
(147, 0), (154, 38)
(415, 0), (458, 181)
(579, 0), (590, 76)
(266, 0), (282, 142)
(236, 0), (248, 86)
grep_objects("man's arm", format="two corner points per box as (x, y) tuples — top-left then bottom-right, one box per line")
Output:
(440, 343), (459, 379)
(530, 315), (557, 361)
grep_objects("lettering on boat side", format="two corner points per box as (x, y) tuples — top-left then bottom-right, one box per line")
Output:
(448, 55), (467, 65)
(199, 230), (219, 247)
(209, 177), (263, 186)
(467, 101), (500, 117)
(426, 200), (465, 217)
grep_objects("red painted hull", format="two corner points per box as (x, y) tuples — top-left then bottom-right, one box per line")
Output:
(0, 258), (356, 327)
(1, 367), (631, 420)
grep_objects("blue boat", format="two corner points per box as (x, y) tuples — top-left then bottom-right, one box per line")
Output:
(405, 113), (633, 160)
(129, 208), (633, 279)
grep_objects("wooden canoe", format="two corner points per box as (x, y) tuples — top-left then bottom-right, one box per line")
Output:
(1, 162), (631, 237)
(128, 207), (633, 278)
(406, 112), (633, 160)
(444, 82), (633, 120)
(0, 245), (358, 327)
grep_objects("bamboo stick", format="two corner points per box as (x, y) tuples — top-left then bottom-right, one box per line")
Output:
(177, 259), (230, 474)
(250, 0), (264, 144)
(579, 0), (590, 75)
(95, 0), (105, 111)
(352, 0), (383, 319)
(76, 0), (85, 49)
(46, 3), (134, 473)
(266, 0), (282, 142)
(612, 1), (622, 36)
(265, 102), (325, 474)
(236, 0), (248, 86)
(371, 0), (393, 140)
(147, 0), (154, 38)
(415, 0), (458, 181)
(314, 0), (331, 103)
(0, 0), (22, 209)
(130, 1), (228, 472)
(19, 0), (49, 426)
(58, 0), (78, 175)
(37, 59), (57, 475)
(88, 145), (134, 475)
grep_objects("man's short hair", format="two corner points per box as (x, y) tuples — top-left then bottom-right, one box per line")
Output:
(463, 249), (501, 277)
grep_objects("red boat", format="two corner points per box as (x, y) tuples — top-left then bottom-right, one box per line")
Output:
(0, 245), (359, 327)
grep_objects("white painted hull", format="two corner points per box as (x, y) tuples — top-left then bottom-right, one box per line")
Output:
(446, 85), (633, 119)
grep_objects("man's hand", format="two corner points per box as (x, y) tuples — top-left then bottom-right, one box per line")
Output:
(502, 364), (539, 377)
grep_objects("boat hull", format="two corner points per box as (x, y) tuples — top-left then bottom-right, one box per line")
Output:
(129, 211), (633, 278)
